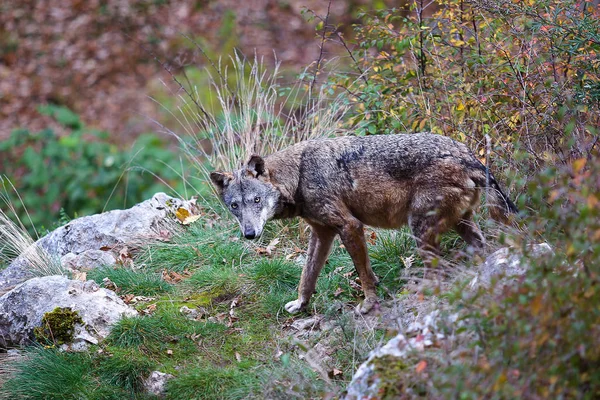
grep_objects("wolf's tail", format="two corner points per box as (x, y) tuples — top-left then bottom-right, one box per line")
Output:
(470, 163), (518, 222)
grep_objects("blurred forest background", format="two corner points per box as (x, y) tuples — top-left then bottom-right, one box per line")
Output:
(1, 0), (397, 231)
(0, 0), (598, 232)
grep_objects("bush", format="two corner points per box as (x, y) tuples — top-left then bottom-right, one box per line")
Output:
(382, 158), (600, 398)
(0, 105), (189, 234)
(329, 0), (599, 180)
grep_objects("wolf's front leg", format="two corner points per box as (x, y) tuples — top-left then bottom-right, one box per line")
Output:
(285, 225), (336, 314)
(338, 218), (379, 314)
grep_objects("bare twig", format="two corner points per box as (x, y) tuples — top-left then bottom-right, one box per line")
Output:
(127, 33), (215, 130)
(310, 0), (333, 94)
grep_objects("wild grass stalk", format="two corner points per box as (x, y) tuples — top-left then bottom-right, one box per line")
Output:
(0, 178), (64, 277)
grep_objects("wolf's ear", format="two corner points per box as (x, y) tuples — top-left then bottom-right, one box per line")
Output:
(246, 155), (269, 179)
(210, 171), (233, 194)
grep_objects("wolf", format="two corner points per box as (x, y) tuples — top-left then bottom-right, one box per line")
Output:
(210, 133), (517, 314)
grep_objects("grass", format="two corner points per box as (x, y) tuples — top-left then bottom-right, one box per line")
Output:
(0, 346), (155, 400)
(0, 190), (64, 277)
(0, 55), (489, 399)
(0, 199), (483, 399)
(88, 266), (173, 296)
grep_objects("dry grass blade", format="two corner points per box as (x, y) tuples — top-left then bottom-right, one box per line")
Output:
(0, 178), (64, 278)
(171, 53), (351, 182)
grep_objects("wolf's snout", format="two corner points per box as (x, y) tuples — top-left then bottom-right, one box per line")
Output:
(244, 227), (257, 239)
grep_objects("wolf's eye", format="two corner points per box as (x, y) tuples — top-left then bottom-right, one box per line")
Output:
(231, 203), (238, 209)
(254, 196), (261, 203)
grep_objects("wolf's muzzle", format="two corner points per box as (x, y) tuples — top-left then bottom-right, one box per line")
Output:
(244, 227), (256, 239)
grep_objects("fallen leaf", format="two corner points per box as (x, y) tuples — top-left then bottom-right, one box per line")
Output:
(182, 214), (201, 225)
(415, 360), (427, 373)
(162, 269), (192, 283)
(235, 352), (242, 362)
(73, 271), (87, 282)
(402, 255), (415, 268)
(328, 368), (344, 379)
(102, 277), (117, 290)
(229, 297), (240, 318)
(121, 294), (135, 304)
(142, 303), (157, 315)
(266, 237), (280, 253)
(175, 207), (191, 222)
(367, 230), (377, 245)
(573, 158), (586, 173)
(256, 237), (281, 256)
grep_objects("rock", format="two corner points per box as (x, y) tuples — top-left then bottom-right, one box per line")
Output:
(179, 306), (207, 321)
(0, 275), (137, 350)
(473, 243), (553, 286)
(344, 310), (458, 399)
(290, 315), (323, 332)
(61, 250), (117, 271)
(0, 193), (200, 292)
(144, 371), (174, 397)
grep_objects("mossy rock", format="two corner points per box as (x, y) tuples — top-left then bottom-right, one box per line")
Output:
(369, 355), (409, 399)
(34, 307), (84, 345)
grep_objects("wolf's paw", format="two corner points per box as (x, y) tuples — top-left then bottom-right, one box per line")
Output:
(355, 296), (379, 315)
(285, 299), (306, 314)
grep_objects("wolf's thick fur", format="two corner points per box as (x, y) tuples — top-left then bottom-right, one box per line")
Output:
(211, 133), (517, 314)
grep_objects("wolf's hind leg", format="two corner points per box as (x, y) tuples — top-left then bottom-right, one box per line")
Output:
(409, 215), (443, 269)
(338, 218), (379, 314)
(285, 224), (336, 314)
(455, 211), (485, 254)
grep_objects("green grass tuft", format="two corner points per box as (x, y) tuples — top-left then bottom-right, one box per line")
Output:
(1, 347), (93, 399)
(96, 349), (154, 393)
(166, 364), (260, 400)
(187, 264), (244, 294)
(88, 266), (172, 296)
(248, 258), (300, 291)
(107, 315), (167, 351)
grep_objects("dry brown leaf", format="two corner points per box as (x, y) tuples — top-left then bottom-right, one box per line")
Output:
(73, 271), (87, 282)
(367, 230), (377, 245)
(182, 214), (201, 225)
(328, 368), (344, 380)
(121, 294), (135, 304)
(102, 277), (117, 291)
(415, 360), (427, 373)
(142, 303), (157, 315)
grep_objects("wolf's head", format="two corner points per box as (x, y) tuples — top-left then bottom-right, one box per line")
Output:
(210, 155), (281, 239)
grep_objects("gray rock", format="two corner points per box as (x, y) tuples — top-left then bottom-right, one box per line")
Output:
(0, 275), (137, 350)
(61, 250), (117, 271)
(473, 243), (553, 286)
(0, 193), (199, 291)
(345, 310), (457, 399)
(144, 371), (174, 397)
